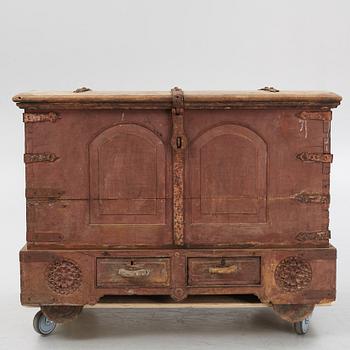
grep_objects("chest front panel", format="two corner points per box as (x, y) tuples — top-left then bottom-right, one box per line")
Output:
(24, 107), (330, 248)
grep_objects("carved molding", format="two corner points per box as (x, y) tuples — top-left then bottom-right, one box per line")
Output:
(23, 112), (60, 123)
(46, 259), (82, 295)
(24, 152), (59, 164)
(274, 256), (312, 292)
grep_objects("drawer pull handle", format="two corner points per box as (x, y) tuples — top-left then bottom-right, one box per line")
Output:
(209, 265), (238, 274)
(118, 268), (151, 278)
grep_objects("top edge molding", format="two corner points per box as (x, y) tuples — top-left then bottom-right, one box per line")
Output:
(12, 90), (342, 110)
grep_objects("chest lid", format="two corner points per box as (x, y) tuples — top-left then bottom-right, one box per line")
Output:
(13, 87), (342, 110)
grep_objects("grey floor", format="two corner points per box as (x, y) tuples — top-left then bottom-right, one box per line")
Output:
(1, 289), (350, 350)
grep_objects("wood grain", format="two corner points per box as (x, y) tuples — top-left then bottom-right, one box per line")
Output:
(13, 90), (342, 109)
(15, 88), (341, 324)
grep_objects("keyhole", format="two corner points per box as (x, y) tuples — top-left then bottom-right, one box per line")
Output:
(176, 137), (182, 149)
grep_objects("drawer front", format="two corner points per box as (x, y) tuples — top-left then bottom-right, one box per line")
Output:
(188, 257), (261, 286)
(96, 258), (170, 288)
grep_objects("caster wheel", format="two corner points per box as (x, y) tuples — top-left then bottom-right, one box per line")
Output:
(33, 310), (57, 336)
(293, 317), (310, 335)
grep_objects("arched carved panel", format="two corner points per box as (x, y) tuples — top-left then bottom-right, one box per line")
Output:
(188, 124), (267, 224)
(89, 124), (166, 224)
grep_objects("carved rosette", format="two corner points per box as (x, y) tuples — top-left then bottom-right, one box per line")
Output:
(171, 288), (187, 302)
(47, 259), (82, 295)
(274, 256), (312, 292)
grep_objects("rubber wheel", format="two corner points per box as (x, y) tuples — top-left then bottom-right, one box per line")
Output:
(33, 310), (57, 336)
(293, 317), (310, 335)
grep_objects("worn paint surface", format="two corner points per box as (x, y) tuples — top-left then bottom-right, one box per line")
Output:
(15, 89), (341, 323)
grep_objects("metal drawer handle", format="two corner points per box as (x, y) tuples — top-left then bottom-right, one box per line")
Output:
(209, 265), (238, 274)
(118, 268), (151, 278)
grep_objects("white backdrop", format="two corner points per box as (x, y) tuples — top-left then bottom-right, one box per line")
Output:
(0, 1), (349, 349)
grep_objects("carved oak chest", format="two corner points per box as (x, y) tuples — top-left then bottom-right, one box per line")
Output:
(13, 87), (341, 335)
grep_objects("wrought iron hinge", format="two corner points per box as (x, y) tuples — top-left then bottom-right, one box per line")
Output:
(259, 86), (279, 92)
(23, 112), (60, 123)
(172, 86), (184, 115)
(296, 230), (330, 241)
(297, 111), (332, 121)
(296, 152), (333, 163)
(171, 87), (187, 150)
(24, 152), (59, 164)
(293, 192), (329, 204)
(26, 188), (64, 199)
(171, 87), (186, 246)
(73, 87), (91, 93)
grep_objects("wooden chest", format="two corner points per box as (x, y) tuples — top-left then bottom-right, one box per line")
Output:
(13, 87), (341, 333)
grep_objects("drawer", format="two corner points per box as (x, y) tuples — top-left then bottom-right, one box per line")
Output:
(188, 257), (260, 286)
(96, 258), (170, 288)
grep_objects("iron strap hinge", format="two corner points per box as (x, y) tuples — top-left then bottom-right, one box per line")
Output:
(171, 86), (184, 115)
(171, 87), (187, 151)
(24, 153), (59, 164)
(295, 230), (330, 241)
(293, 192), (330, 205)
(171, 87), (187, 246)
(259, 86), (279, 93)
(23, 112), (60, 123)
(26, 188), (64, 199)
(296, 152), (333, 163)
(297, 111), (332, 121)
